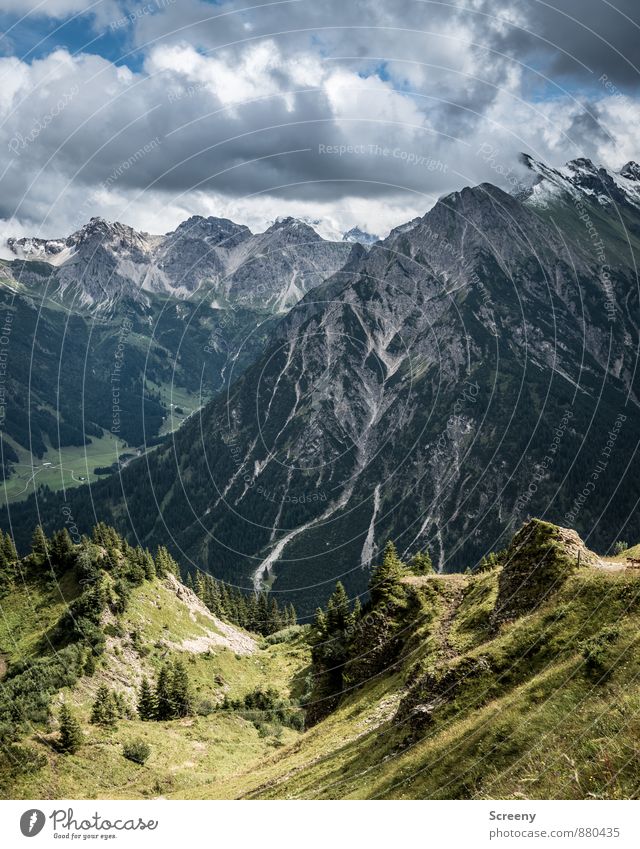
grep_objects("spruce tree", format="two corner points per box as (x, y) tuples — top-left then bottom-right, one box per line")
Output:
(58, 703), (83, 753)
(50, 529), (74, 574)
(408, 550), (433, 574)
(369, 541), (405, 606)
(285, 603), (297, 626)
(31, 525), (48, 560)
(171, 660), (193, 718)
(90, 685), (118, 726)
(3, 532), (17, 562)
(314, 607), (327, 636)
(141, 550), (156, 581)
(137, 677), (156, 721)
(326, 582), (349, 632)
(154, 663), (174, 720)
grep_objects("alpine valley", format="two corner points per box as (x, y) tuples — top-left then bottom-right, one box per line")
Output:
(2, 155), (640, 801)
(3, 155), (640, 616)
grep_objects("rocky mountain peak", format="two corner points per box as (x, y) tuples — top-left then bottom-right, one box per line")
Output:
(342, 226), (379, 245)
(265, 217), (323, 243)
(620, 160), (640, 180)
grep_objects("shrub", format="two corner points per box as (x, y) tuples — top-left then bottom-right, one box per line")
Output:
(613, 540), (629, 555)
(2, 743), (47, 774)
(196, 698), (217, 716)
(123, 739), (151, 765)
(582, 626), (620, 681)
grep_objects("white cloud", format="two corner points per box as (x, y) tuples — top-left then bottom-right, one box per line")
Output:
(0, 1), (637, 241)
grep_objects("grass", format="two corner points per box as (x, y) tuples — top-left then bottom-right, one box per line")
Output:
(6, 530), (640, 799)
(0, 570), (81, 662)
(0, 570), (310, 800)
(1, 432), (124, 504)
(1, 380), (206, 506)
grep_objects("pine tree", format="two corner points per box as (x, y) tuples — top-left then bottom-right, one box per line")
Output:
(141, 550), (156, 581)
(369, 541), (405, 606)
(31, 525), (48, 560)
(408, 550), (433, 575)
(171, 660), (193, 718)
(155, 663), (174, 720)
(90, 685), (118, 726)
(3, 532), (17, 562)
(58, 703), (83, 753)
(137, 677), (156, 721)
(326, 581), (349, 632)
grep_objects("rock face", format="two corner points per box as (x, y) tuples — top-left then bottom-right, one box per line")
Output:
(5, 155), (640, 615)
(5, 214), (352, 313)
(491, 520), (596, 627)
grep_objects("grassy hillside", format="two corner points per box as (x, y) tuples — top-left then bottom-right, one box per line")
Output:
(3, 518), (640, 800)
(0, 528), (310, 799)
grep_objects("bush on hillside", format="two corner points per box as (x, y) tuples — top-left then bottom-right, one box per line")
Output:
(123, 739), (151, 765)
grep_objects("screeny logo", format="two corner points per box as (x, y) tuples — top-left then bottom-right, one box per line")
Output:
(20, 809), (46, 837)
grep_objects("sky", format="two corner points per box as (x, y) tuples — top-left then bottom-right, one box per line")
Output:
(0, 0), (638, 241)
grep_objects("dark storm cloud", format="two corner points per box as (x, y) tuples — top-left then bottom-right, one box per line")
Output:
(487, 0), (640, 89)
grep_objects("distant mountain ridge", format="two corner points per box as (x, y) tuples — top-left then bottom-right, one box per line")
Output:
(5, 214), (353, 313)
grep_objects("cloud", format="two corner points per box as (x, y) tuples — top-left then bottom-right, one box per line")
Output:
(0, 0), (637, 239)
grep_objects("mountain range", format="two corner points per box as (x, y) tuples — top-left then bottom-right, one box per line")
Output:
(0, 215), (356, 497)
(3, 154), (640, 617)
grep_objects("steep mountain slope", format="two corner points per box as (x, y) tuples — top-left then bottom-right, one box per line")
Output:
(4, 156), (640, 616)
(224, 520), (640, 800)
(5, 519), (640, 800)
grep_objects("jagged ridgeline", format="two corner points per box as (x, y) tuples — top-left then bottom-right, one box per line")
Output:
(5, 156), (640, 616)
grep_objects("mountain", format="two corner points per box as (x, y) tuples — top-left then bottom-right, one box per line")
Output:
(4, 518), (640, 800)
(518, 154), (640, 214)
(5, 214), (353, 313)
(0, 215), (352, 498)
(4, 155), (640, 617)
(342, 226), (379, 245)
